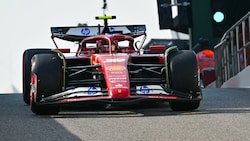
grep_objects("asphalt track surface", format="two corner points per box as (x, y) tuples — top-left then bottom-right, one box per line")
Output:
(1, 88), (250, 141)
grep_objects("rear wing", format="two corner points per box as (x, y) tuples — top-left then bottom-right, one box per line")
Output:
(51, 25), (146, 42)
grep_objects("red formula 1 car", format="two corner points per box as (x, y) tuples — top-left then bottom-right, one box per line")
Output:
(23, 16), (202, 115)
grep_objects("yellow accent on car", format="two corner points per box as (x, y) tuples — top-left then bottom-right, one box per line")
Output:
(95, 15), (116, 20)
(164, 46), (178, 88)
(53, 49), (66, 91)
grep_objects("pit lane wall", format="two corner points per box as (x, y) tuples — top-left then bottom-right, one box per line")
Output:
(214, 11), (250, 87)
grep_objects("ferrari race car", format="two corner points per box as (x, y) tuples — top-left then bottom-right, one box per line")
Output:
(23, 16), (202, 115)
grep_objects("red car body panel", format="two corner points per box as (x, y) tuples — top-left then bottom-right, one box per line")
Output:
(92, 53), (130, 98)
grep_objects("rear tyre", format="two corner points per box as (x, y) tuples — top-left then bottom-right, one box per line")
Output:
(31, 53), (63, 115)
(22, 49), (52, 105)
(168, 50), (201, 111)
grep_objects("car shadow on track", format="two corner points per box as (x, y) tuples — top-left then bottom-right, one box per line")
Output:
(51, 102), (173, 118)
(0, 93), (83, 141)
(51, 102), (250, 119)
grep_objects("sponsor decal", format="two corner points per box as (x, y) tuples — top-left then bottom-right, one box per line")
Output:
(109, 77), (127, 82)
(136, 85), (167, 95)
(133, 26), (139, 32)
(109, 27), (115, 32)
(108, 66), (124, 71)
(87, 87), (98, 95)
(104, 58), (126, 63)
(109, 77), (127, 80)
(115, 84), (123, 87)
(81, 28), (90, 35)
(110, 71), (123, 74)
(140, 85), (150, 94)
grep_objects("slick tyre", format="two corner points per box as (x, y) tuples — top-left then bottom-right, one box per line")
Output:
(168, 50), (201, 111)
(31, 53), (63, 115)
(22, 49), (52, 105)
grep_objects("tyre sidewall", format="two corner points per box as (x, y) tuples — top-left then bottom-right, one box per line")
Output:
(32, 53), (63, 100)
(22, 49), (52, 104)
(169, 50), (201, 95)
(168, 50), (201, 111)
(31, 53), (63, 115)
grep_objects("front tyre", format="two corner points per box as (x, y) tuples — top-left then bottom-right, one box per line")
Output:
(22, 49), (52, 105)
(31, 53), (63, 115)
(168, 50), (201, 111)
(169, 101), (200, 111)
(31, 91), (60, 115)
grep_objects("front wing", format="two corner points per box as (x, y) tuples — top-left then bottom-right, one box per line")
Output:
(38, 86), (201, 106)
